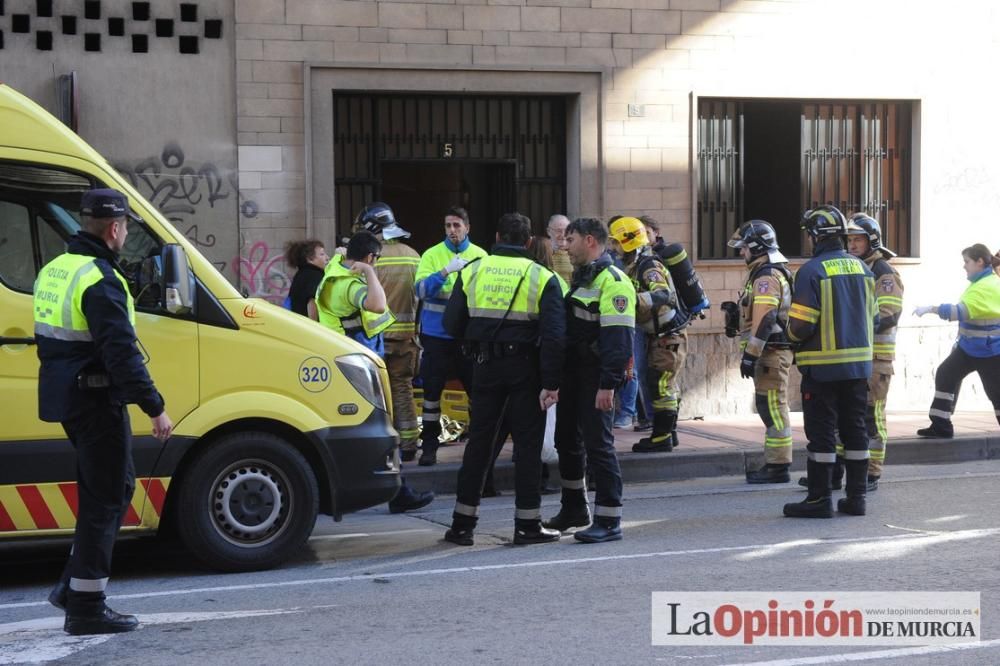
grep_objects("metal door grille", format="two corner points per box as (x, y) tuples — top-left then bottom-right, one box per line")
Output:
(697, 99), (913, 258)
(333, 93), (566, 237)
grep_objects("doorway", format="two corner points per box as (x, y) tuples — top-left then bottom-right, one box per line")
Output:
(380, 161), (516, 251)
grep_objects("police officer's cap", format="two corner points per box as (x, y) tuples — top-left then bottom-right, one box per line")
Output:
(81, 189), (129, 219)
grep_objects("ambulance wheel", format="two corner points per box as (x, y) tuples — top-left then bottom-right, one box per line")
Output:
(175, 431), (319, 572)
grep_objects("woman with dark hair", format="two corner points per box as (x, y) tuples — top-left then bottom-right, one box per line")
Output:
(284, 239), (328, 319)
(914, 243), (1000, 437)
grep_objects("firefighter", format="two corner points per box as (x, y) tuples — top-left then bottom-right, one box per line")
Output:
(607, 216), (686, 453)
(316, 230), (434, 513)
(783, 205), (877, 519)
(797, 214), (903, 492)
(413, 207), (488, 466)
(356, 202), (422, 462)
(34, 189), (173, 635)
(441, 213), (566, 546)
(726, 220), (795, 484)
(544, 217), (635, 543)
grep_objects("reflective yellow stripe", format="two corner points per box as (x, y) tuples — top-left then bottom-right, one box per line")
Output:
(754, 296), (780, 307)
(377, 257), (420, 266)
(874, 399), (889, 445)
(665, 248), (687, 266)
(877, 296), (903, 307)
(765, 437), (793, 447)
(820, 278), (836, 352)
(789, 303), (820, 323)
(796, 347), (873, 365)
(768, 389), (785, 432)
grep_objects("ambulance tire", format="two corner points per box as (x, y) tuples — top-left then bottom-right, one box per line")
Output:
(175, 431), (319, 572)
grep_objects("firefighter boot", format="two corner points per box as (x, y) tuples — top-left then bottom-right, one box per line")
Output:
(746, 463), (791, 484)
(418, 420), (442, 466)
(632, 411), (676, 453)
(838, 459), (869, 516)
(64, 592), (138, 636)
(784, 459), (833, 518)
(542, 488), (591, 532)
(797, 457), (843, 490)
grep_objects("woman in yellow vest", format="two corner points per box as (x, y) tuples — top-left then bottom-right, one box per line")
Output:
(914, 243), (1000, 437)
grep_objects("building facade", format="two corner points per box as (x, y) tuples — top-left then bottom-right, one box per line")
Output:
(2, 0), (999, 416)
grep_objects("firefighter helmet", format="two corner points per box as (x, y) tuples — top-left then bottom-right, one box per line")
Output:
(608, 216), (648, 253)
(355, 202), (410, 240)
(801, 205), (848, 240)
(728, 219), (788, 264)
(847, 213), (896, 258)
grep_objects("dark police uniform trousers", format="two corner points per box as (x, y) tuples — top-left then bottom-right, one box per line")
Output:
(61, 403), (136, 601)
(554, 358), (623, 515)
(453, 348), (544, 528)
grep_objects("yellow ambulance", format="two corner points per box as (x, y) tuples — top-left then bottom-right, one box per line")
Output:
(0, 84), (400, 571)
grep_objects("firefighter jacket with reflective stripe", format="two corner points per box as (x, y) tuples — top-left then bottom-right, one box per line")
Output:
(937, 268), (1000, 358)
(33, 232), (163, 422)
(787, 240), (877, 381)
(374, 239), (420, 340)
(316, 255), (395, 352)
(865, 252), (904, 362)
(443, 245), (566, 389)
(566, 253), (636, 390)
(625, 246), (680, 337)
(414, 237), (487, 339)
(739, 256), (792, 358)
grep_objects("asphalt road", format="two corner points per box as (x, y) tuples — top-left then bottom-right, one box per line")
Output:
(2, 460), (999, 665)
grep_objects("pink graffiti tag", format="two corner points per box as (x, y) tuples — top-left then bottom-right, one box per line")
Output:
(233, 242), (290, 304)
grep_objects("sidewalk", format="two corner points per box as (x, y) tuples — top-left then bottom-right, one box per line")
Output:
(404, 411), (1000, 495)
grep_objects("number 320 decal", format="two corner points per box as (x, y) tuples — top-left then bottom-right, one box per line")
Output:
(298, 357), (331, 393)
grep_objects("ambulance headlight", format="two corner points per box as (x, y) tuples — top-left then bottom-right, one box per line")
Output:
(335, 354), (387, 412)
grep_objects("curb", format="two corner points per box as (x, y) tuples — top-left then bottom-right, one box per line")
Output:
(403, 432), (1000, 496)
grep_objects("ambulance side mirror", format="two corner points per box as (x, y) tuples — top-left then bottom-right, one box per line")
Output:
(162, 244), (193, 315)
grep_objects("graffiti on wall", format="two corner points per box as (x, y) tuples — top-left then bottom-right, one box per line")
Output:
(114, 141), (251, 269)
(233, 240), (291, 306)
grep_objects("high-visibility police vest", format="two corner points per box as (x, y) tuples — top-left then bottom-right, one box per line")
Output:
(567, 263), (636, 344)
(33, 253), (134, 341)
(461, 254), (554, 323)
(315, 255), (395, 339)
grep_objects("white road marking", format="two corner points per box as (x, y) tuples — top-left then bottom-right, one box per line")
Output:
(0, 606), (333, 665)
(308, 528), (434, 541)
(4, 527), (998, 611)
(721, 638), (1000, 665)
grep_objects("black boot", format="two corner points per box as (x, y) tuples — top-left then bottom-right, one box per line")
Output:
(633, 411), (677, 453)
(574, 517), (622, 543)
(443, 527), (475, 546)
(866, 475), (880, 492)
(746, 463), (790, 484)
(64, 591), (138, 636)
(916, 422), (954, 439)
(65, 606), (139, 636)
(388, 483), (435, 513)
(671, 429), (679, 449)
(543, 489), (591, 532)
(418, 421), (442, 466)
(784, 459), (833, 518)
(838, 458), (868, 516)
(48, 579), (68, 611)
(513, 521), (562, 545)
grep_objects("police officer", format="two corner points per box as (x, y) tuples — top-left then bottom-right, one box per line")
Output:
(413, 207), (488, 466)
(726, 221), (795, 484)
(797, 214), (903, 492)
(357, 203), (423, 462)
(35, 188), (173, 635)
(784, 205), (877, 519)
(441, 213), (566, 546)
(315, 230), (434, 513)
(544, 218), (636, 543)
(607, 216), (685, 453)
